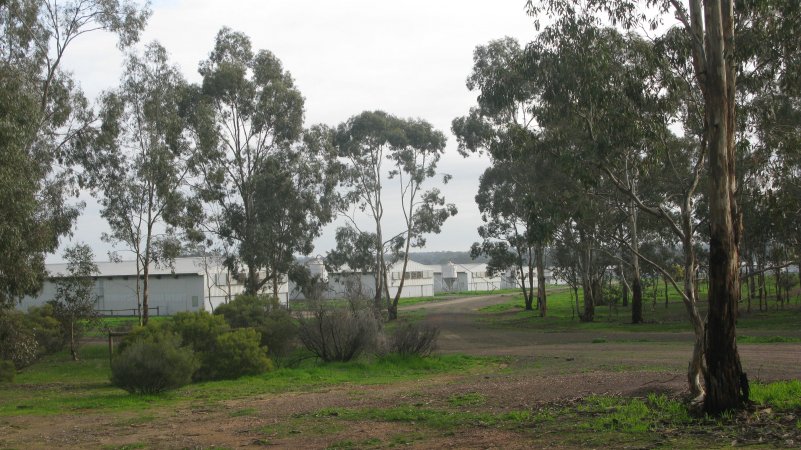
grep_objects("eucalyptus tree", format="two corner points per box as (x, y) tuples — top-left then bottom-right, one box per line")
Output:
(334, 111), (454, 320)
(247, 125), (340, 300)
(194, 28), (309, 296)
(49, 244), (98, 360)
(470, 164), (538, 311)
(386, 119), (456, 320)
(452, 37), (559, 316)
(86, 43), (198, 325)
(0, 0), (149, 307)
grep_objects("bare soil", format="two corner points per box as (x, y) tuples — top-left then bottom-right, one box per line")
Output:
(2, 294), (799, 449)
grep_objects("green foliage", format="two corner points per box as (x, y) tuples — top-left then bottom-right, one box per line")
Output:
(169, 311), (230, 355)
(0, 359), (15, 383)
(202, 328), (272, 381)
(214, 294), (297, 357)
(110, 333), (198, 394)
(116, 311), (273, 382)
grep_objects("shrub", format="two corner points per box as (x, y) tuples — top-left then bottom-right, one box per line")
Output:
(24, 304), (65, 355)
(115, 311), (273, 382)
(297, 298), (381, 362)
(111, 332), (198, 394)
(388, 323), (439, 357)
(214, 294), (297, 357)
(169, 311), (230, 354)
(201, 328), (273, 380)
(0, 359), (15, 383)
(0, 310), (39, 369)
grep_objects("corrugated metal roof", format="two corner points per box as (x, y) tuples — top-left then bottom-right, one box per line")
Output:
(46, 257), (211, 278)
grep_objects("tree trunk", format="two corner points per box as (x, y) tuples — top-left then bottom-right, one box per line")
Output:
(536, 244), (547, 317)
(629, 199), (643, 323)
(70, 320), (78, 361)
(142, 259), (150, 325)
(700, 0), (747, 413)
(664, 276), (669, 308)
(632, 277), (643, 324)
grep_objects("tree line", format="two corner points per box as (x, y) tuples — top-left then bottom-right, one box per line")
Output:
(455, 1), (800, 413)
(0, 1), (457, 326)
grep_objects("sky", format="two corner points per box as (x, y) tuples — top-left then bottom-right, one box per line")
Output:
(50, 0), (540, 263)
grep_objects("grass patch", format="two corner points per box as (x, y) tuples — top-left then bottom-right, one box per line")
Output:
(737, 335), (801, 344)
(447, 392), (486, 407)
(229, 408), (258, 417)
(0, 345), (497, 417)
(478, 282), (801, 334)
(312, 406), (531, 430)
(751, 380), (801, 411)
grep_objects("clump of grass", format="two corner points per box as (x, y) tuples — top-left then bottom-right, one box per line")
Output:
(448, 392), (486, 406)
(592, 338), (607, 344)
(751, 380), (801, 411)
(479, 302), (523, 313)
(579, 394), (693, 433)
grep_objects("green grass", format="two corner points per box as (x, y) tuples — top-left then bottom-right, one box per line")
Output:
(447, 392), (486, 406)
(751, 380), (801, 411)
(738, 335), (801, 344)
(0, 345), (498, 417)
(479, 280), (801, 334)
(312, 406), (531, 430)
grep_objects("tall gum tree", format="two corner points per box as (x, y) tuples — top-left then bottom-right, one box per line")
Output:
(453, 37), (558, 316)
(0, 0), (149, 307)
(194, 28), (306, 297)
(334, 111), (454, 319)
(86, 42), (197, 325)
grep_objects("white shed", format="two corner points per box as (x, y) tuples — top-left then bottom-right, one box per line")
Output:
(18, 257), (291, 316)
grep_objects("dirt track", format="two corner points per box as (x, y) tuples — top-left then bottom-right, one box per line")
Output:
(404, 293), (801, 381)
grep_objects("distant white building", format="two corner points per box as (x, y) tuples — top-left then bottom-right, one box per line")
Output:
(290, 259), (436, 301)
(18, 257), (290, 316)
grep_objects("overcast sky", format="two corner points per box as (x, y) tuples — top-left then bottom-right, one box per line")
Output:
(50, 0), (540, 263)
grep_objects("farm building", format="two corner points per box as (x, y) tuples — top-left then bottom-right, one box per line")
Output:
(289, 259), (436, 301)
(432, 262), (513, 293)
(17, 257), (290, 316)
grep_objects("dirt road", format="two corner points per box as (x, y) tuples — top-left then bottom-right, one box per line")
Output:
(404, 293), (801, 381)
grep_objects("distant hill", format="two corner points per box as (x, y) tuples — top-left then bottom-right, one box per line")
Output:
(408, 251), (487, 266)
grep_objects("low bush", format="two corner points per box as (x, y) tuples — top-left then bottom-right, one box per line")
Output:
(297, 298), (381, 362)
(214, 294), (297, 357)
(0, 359), (15, 383)
(201, 328), (273, 380)
(115, 311), (273, 383)
(0, 310), (39, 369)
(24, 304), (65, 355)
(110, 331), (198, 394)
(388, 322), (439, 357)
(169, 311), (230, 355)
